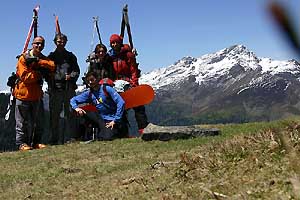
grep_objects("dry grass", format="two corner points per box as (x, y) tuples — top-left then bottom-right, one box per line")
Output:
(1, 119), (300, 199)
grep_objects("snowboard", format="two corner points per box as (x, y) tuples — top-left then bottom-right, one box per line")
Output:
(121, 84), (154, 109)
(80, 84), (155, 111)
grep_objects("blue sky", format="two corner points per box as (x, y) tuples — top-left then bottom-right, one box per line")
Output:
(1, 0), (300, 91)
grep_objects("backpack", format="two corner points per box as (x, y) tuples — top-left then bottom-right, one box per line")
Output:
(111, 44), (141, 78)
(88, 78), (115, 109)
(98, 77), (129, 136)
(7, 72), (19, 89)
(99, 78), (115, 97)
(124, 44), (141, 78)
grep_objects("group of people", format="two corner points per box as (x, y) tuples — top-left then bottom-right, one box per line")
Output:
(11, 33), (149, 151)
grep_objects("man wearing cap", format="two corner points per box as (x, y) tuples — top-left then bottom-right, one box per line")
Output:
(47, 33), (80, 144)
(13, 36), (55, 151)
(108, 34), (149, 136)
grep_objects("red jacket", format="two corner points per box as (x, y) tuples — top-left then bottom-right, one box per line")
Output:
(13, 54), (55, 101)
(110, 45), (139, 87)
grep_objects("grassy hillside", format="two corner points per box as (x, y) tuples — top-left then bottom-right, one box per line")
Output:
(1, 118), (300, 199)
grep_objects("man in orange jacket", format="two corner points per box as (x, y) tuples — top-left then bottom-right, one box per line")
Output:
(13, 36), (55, 151)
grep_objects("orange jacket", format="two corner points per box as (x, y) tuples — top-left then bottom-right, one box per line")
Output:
(13, 54), (55, 101)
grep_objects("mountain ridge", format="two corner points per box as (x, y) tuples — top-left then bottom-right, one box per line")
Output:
(139, 44), (300, 92)
(138, 44), (300, 125)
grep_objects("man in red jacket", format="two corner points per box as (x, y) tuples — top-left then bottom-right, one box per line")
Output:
(108, 34), (149, 136)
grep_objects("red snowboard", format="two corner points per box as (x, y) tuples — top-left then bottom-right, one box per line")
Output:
(121, 84), (155, 109)
(81, 84), (155, 111)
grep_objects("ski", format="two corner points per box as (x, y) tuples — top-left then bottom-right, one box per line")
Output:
(55, 15), (61, 34)
(22, 5), (40, 53)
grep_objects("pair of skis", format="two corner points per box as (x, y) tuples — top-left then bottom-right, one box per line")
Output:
(120, 4), (137, 55)
(22, 5), (40, 54)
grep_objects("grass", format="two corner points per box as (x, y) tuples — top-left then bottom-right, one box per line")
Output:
(1, 118), (300, 199)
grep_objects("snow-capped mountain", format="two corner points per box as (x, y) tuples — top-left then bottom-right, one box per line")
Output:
(140, 44), (300, 125)
(140, 44), (300, 92)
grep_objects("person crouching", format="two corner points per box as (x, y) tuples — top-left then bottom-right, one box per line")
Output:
(70, 71), (127, 140)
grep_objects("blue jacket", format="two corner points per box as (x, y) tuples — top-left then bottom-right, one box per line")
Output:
(70, 85), (125, 122)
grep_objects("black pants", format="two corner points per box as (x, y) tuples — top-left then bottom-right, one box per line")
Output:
(133, 105), (149, 129)
(48, 88), (77, 144)
(84, 112), (127, 140)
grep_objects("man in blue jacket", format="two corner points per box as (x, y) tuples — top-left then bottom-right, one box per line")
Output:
(70, 71), (126, 140)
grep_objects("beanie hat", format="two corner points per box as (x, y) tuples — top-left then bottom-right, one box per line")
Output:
(110, 34), (123, 44)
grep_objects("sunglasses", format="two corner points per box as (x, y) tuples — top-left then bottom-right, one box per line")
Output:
(33, 42), (44, 46)
(96, 50), (106, 54)
(56, 41), (66, 44)
(87, 78), (97, 83)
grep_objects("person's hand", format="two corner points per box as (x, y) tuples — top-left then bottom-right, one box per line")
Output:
(129, 81), (138, 88)
(65, 74), (71, 80)
(75, 108), (86, 116)
(25, 56), (39, 65)
(105, 121), (115, 129)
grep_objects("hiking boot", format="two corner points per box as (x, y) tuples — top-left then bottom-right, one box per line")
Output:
(19, 143), (32, 151)
(138, 122), (149, 135)
(33, 144), (47, 149)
